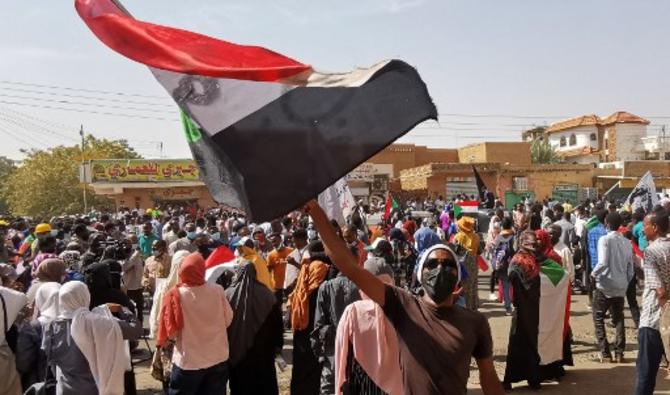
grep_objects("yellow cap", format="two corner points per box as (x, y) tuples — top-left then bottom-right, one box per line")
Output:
(35, 223), (52, 234)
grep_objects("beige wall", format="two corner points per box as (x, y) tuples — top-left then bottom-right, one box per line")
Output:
(369, 144), (459, 177)
(458, 142), (531, 165)
(415, 146), (459, 166)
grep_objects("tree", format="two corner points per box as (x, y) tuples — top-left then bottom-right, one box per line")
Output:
(5, 136), (140, 218)
(530, 139), (562, 164)
(0, 157), (17, 214)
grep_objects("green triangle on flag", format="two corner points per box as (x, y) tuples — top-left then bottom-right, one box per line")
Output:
(540, 259), (566, 286)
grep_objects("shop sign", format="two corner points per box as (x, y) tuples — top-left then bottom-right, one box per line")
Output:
(90, 159), (200, 182)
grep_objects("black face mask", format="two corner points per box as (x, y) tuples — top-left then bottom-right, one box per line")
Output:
(422, 264), (459, 305)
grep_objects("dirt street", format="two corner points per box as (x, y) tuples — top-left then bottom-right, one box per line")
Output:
(134, 272), (670, 394)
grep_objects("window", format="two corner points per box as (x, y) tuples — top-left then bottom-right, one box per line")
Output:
(590, 133), (597, 141)
(559, 136), (566, 147)
(513, 177), (528, 191)
(569, 134), (577, 146)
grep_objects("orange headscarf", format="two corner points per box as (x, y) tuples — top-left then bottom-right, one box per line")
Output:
(287, 259), (329, 331)
(156, 253), (206, 347)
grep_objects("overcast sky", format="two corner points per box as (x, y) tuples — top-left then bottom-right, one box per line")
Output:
(1, 0), (669, 160)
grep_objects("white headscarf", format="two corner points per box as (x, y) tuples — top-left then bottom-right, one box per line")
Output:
(58, 281), (90, 320)
(149, 250), (190, 338)
(35, 282), (61, 325)
(0, 286), (27, 344)
(415, 244), (461, 284)
(60, 281), (127, 395)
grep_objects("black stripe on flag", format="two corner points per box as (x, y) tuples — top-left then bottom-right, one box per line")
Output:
(210, 60), (436, 221)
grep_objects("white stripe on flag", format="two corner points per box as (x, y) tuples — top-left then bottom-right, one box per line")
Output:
(538, 271), (569, 365)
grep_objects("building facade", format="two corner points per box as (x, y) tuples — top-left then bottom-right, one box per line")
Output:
(544, 111), (649, 164)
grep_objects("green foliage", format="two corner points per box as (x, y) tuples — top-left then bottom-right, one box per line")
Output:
(530, 139), (562, 164)
(0, 157), (17, 214)
(5, 136), (140, 217)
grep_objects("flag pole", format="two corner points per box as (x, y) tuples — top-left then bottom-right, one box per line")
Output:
(80, 125), (88, 214)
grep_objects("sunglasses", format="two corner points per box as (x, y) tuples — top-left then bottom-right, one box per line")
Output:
(424, 258), (457, 271)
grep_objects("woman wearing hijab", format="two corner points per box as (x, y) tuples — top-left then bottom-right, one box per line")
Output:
(502, 231), (571, 390)
(1, 280), (28, 395)
(454, 216), (482, 310)
(335, 257), (403, 395)
(148, 251), (189, 391)
(535, 229), (563, 265)
(307, 201), (503, 395)
(157, 253), (234, 395)
(43, 281), (142, 395)
(16, 282), (60, 390)
(26, 258), (65, 305)
(225, 262), (283, 394)
(84, 261), (135, 314)
(288, 240), (330, 395)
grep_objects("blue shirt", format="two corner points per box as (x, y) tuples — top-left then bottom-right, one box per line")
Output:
(632, 221), (648, 251)
(593, 231), (634, 298)
(138, 233), (159, 258)
(413, 226), (441, 256)
(588, 223), (607, 269)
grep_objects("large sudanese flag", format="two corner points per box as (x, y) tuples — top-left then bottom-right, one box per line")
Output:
(75, 0), (438, 222)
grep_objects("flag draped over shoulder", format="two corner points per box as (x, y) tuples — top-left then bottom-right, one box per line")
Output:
(76, 0), (438, 222)
(537, 259), (569, 365)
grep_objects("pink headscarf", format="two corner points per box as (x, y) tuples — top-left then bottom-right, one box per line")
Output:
(334, 266), (402, 395)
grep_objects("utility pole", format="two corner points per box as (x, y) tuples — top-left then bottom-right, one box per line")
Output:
(80, 125), (88, 214)
(662, 125), (667, 161)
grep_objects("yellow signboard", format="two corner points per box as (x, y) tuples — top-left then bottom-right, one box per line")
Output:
(90, 160), (200, 182)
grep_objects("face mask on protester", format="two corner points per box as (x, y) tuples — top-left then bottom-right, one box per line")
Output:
(186, 231), (197, 241)
(211, 232), (221, 241)
(152, 250), (162, 257)
(421, 258), (459, 305)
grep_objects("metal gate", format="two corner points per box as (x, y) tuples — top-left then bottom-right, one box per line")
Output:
(504, 191), (535, 210)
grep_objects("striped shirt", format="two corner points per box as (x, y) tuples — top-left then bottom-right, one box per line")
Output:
(640, 237), (670, 330)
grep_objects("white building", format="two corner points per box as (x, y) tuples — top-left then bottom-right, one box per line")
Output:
(546, 114), (601, 164)
(545, 112), (649, 164)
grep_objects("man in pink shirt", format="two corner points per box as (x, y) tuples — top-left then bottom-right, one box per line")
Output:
(157, 253), (234, 394)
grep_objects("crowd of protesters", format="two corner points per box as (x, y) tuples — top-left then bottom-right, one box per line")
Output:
(0, 192), (669, 394)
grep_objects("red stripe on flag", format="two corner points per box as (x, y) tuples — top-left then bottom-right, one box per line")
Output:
(459, 200), (479, 207)
(75, 0), (312, 81)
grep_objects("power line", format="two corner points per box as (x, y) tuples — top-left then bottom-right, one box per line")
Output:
(0, 106), (81, 135)
(0, 93), (176, 114)
(0, 86), (175, 108)
(0, 100), (180, 122)
(0, 79), (167, 99)
(0, 113), (79, 142)
(0, 123), (46, 150)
